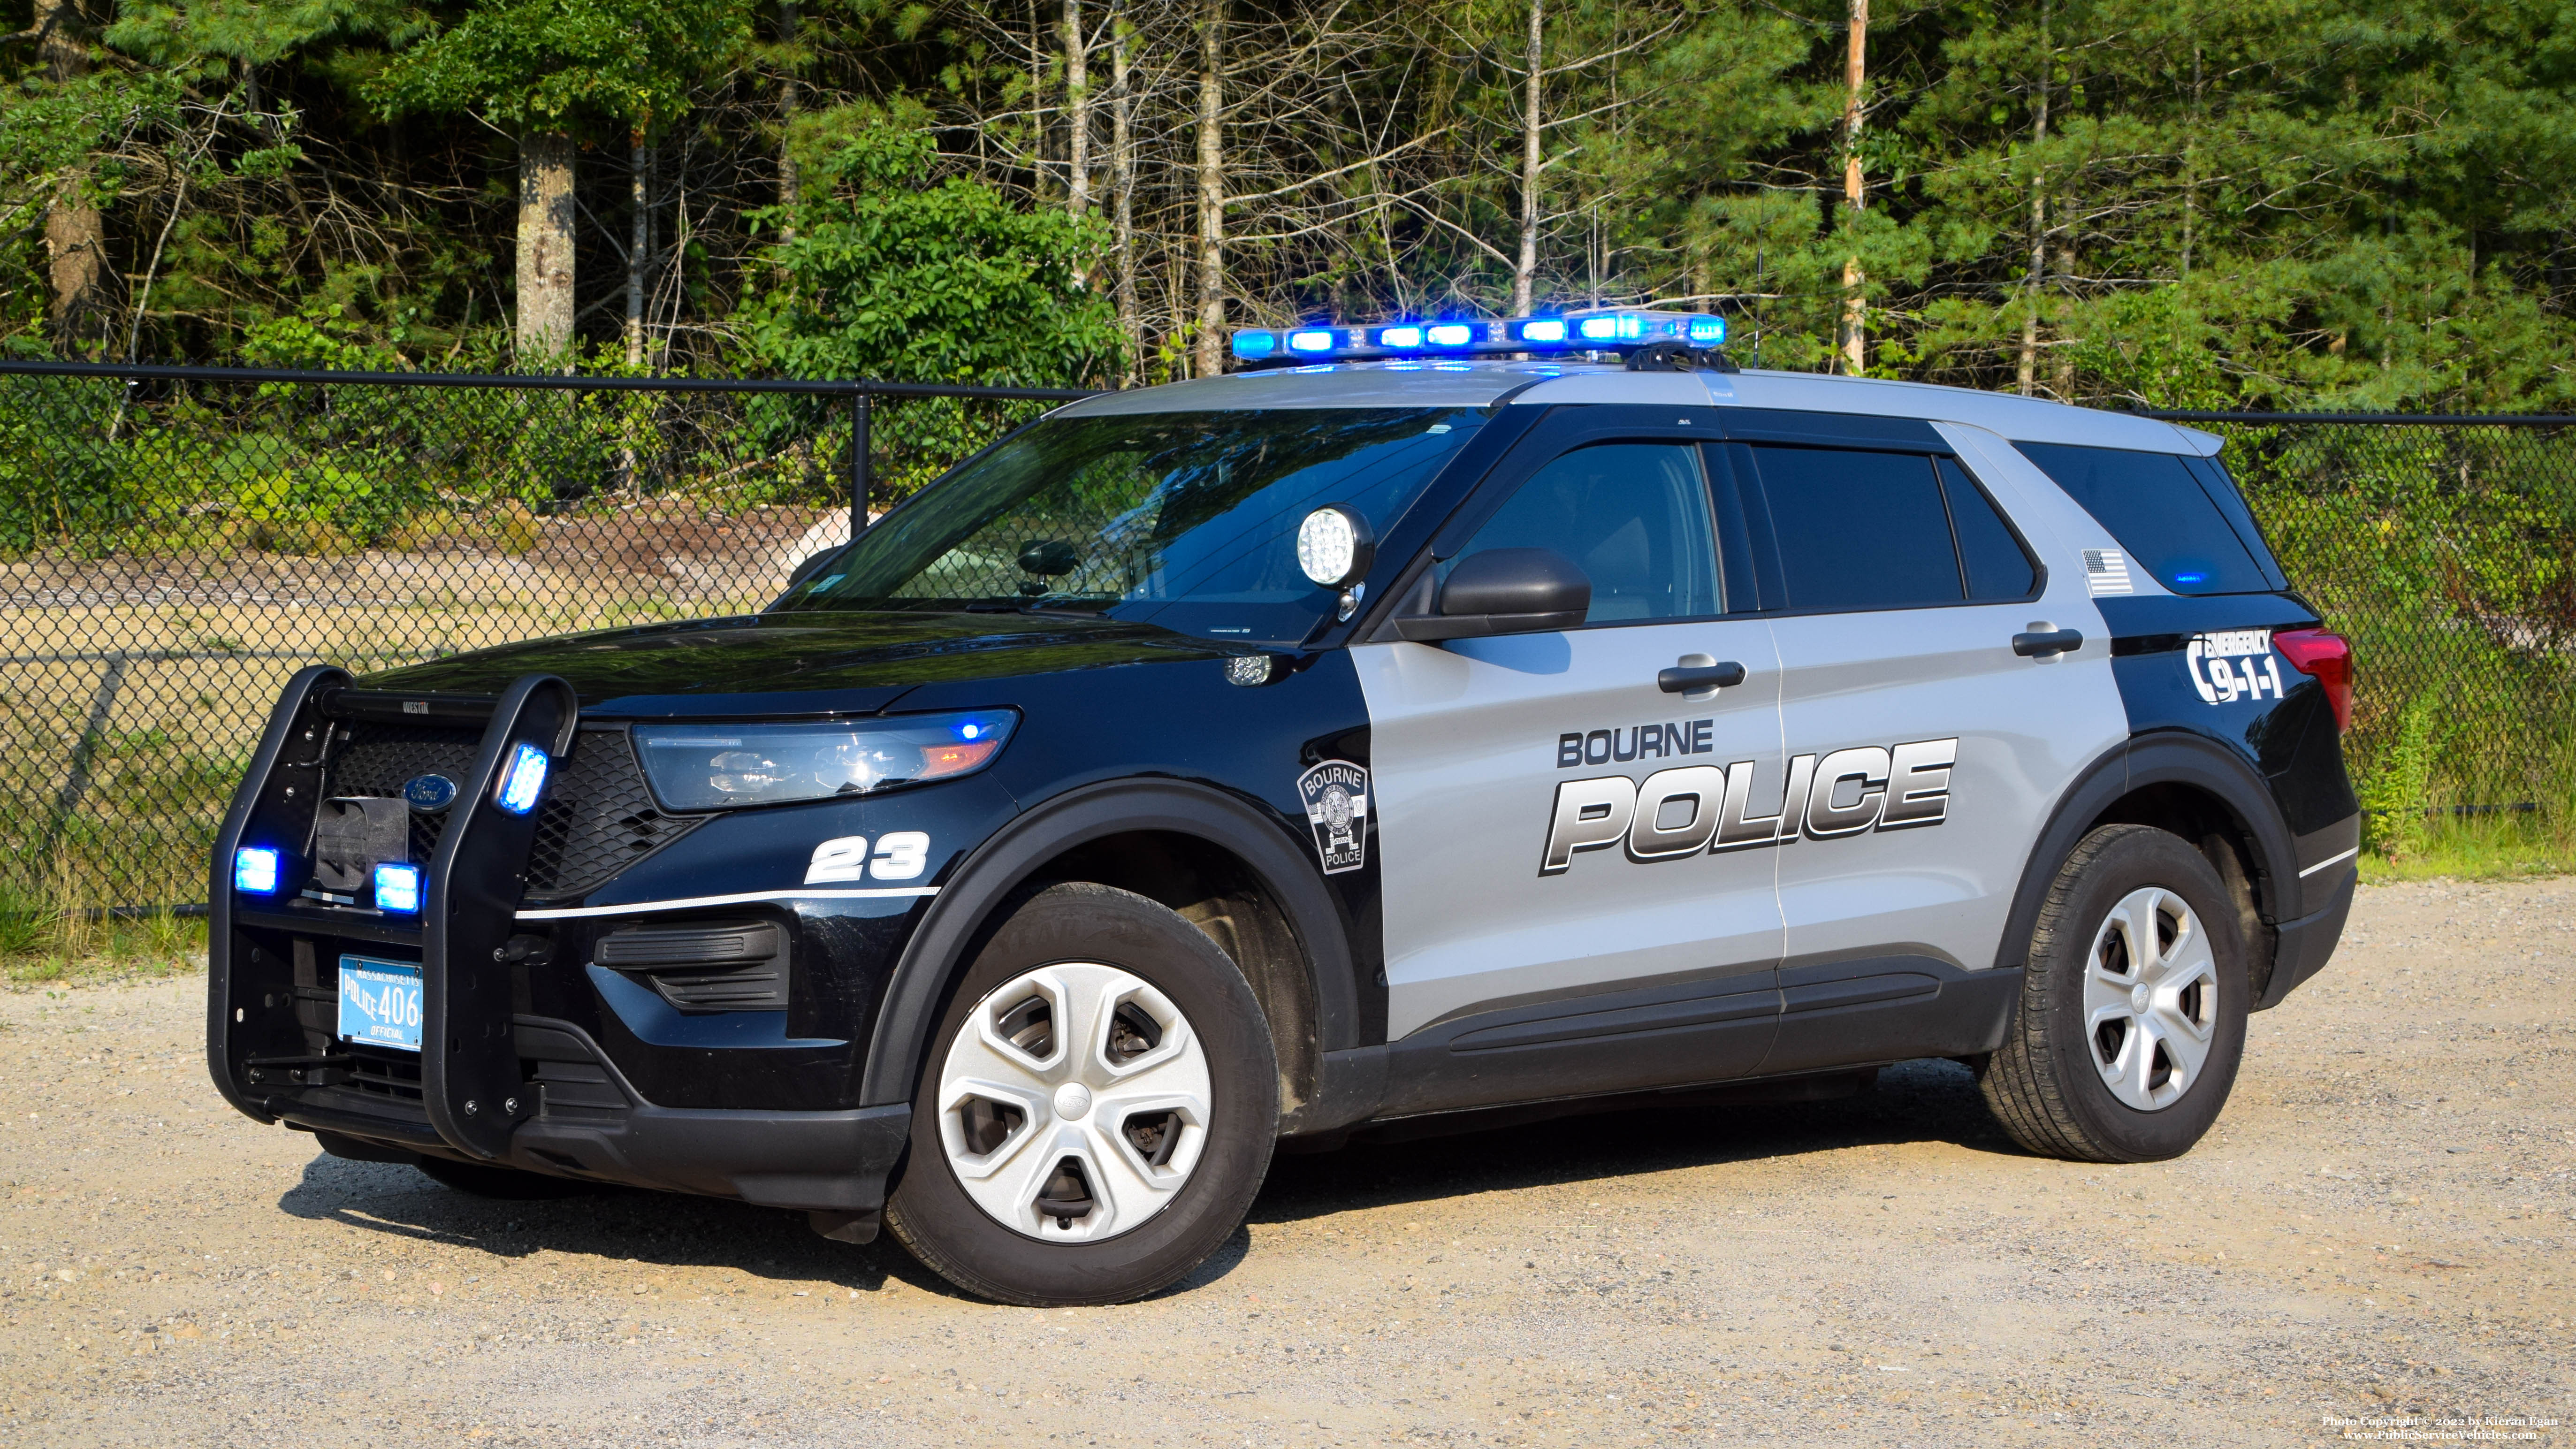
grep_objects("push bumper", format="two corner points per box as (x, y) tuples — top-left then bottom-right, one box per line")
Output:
(207, 667), (907, 1225)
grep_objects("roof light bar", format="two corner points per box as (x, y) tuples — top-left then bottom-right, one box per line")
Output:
(1231, 309), (1723, 365)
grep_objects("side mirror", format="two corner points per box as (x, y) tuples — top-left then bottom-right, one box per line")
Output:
(1395, 548), (1590, 641)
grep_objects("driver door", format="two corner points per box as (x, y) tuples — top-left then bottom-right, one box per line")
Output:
(1353, 419), (1786, 1115)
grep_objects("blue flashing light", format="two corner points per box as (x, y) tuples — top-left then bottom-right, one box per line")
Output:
(959, 720), (985, 741)
(373, 861), (422, 915)
(497, 741), (550, 816)
(1232, 309), (1728, 364)
(2172, 570), (2209, 585)
(234, 846), (282, 895)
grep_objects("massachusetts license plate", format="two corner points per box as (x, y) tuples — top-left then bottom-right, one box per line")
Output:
(337, 956), (423, 1052)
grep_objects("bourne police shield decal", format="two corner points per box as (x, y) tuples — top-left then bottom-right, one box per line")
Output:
(1297, 761), (1370, 875)
(403, 772), (459, 814)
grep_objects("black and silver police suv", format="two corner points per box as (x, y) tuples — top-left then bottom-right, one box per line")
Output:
(208, 310), (2359, 1306)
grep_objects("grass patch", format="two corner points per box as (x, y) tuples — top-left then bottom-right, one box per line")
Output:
(2358, 810), (2576, 884)
(0, 863), (206, 987)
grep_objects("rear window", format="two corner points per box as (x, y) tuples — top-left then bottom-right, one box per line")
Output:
(2014, 442), (2279, 595)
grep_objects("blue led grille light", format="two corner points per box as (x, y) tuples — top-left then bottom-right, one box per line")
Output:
(234, 846), (282, 895)
(1232, 309), (1726, 364)
(497, 741), (550, 815)
(373, 862), (422, 914)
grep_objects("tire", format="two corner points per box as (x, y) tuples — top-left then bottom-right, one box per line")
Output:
(884, 882), (1279, 1306)
(415, 1155), (596, 1198)
(1980, 823), (2249, 1163)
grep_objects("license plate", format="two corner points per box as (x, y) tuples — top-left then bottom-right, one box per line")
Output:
(337, 956), (423, 1052)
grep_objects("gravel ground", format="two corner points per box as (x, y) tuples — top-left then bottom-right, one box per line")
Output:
(1, 877), (2569, 1448)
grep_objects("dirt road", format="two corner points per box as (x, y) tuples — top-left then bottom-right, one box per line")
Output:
(2, 877), (2569, 1447)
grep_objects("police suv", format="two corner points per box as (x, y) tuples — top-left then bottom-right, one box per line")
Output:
(208, 311), (2359, 1306)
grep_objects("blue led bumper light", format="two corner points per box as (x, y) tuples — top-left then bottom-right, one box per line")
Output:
(1231, 308), (1729, 364)
(373, 861), (422, 914)
(497, 741), (550, 815)
(234, 846), (282, 895)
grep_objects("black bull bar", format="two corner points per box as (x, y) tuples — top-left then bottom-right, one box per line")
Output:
(205, 669), (910, 1227)
(205, 667), (578, 1159)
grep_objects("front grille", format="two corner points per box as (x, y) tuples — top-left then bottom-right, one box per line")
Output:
(325, 721), (701, 900)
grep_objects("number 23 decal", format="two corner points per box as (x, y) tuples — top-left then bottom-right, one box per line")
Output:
(805, 832), (930, 883)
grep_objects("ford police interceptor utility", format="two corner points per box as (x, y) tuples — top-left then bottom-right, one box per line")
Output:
(207, 310), (2359, 1306)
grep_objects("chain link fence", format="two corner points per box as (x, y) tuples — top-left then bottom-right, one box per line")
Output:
(6, 367), (2571, 912)
(0, 363), (1090, 915)
(2155, 412), (2576, 835)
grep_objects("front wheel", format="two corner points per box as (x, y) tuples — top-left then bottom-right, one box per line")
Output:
(883, 883), (1279, 1306)
(1980, 824), (2249, 1163)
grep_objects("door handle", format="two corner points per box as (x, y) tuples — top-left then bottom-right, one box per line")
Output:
(2012, 627), (2084, 659)
(1658, 660), (1746, 693)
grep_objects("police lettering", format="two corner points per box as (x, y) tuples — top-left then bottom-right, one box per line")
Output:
(1556, 719), (1716, 769)
(1539, 737), (1959, 876)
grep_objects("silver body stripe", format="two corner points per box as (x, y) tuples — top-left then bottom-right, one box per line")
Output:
(2298, 847), (2360, 878)
(517, 887), (938, 921)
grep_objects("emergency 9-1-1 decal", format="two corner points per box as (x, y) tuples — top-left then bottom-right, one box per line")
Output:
(1299, 761), (1370, 874)
(2187, 629), (2282, 705)
(1540, 739), (1958, 876)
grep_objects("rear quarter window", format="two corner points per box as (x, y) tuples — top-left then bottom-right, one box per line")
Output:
(2014, 442), (2278, 595)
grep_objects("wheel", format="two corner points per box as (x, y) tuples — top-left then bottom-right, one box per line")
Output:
(1979, 823), (2249, 1163)
(415, 1155), (595, 1198)
(884, 882), (1279, 1306)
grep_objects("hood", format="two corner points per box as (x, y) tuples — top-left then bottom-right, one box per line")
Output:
(359, 610), (1239, 717)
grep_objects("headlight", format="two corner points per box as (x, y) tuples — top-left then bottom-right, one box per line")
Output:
(633, 710), (1018, 811)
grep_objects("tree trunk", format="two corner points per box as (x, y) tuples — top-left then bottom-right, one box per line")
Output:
(1111, 1), (1139, 380)
(1837, 0), (1867, 376)
(1194, 0), (1225, 378)
(517, 130), (578, 368)
(2016, 2), (2050, 397)
(36, 0), (107, 354)
(626, 137), (649, 370)
(778, 0), (801, 245)
(1513, 0), (1543, 316)
(1065, 0), (1092, 215)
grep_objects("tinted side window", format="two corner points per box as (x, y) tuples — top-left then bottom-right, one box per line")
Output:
(1746, 446), (1962, 610)
(1451, 443), (1720, 622)
(1937, 458), (2039, 600)
(2015, 442), (2270, 594)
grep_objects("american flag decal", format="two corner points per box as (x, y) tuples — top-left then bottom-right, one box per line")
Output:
(2082, 549), (2134, 596)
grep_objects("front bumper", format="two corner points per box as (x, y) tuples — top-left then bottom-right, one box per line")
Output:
(208, 667), (911, 1219)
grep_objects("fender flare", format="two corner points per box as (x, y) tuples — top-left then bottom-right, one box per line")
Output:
(1994, 731), (2300, 978)
(855, 778), (1357, 1108)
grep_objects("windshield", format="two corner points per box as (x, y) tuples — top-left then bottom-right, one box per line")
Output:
(778, 407), (1485, 643)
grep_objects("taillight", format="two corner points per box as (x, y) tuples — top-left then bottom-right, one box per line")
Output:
(2273, 628), (2353, 731)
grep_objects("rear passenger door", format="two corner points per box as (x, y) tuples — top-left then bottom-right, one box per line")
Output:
(1725, 426), (2128, 1059)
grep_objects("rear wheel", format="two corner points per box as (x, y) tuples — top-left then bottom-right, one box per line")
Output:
(1980, 824), (2249, 1163)
(884, 883), (1278, 1306)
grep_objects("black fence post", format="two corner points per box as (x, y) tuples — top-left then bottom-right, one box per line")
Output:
(850, 390), (871, 543)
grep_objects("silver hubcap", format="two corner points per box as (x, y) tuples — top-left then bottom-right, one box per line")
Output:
(937, 963), (1211, 1242)
(2082, 886), (2219, 1111)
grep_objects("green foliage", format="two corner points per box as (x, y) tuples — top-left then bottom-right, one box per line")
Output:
(2359, 691), (2441, 863)
(368, 0), (755, 136)
(740, 100), (1119, 497)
